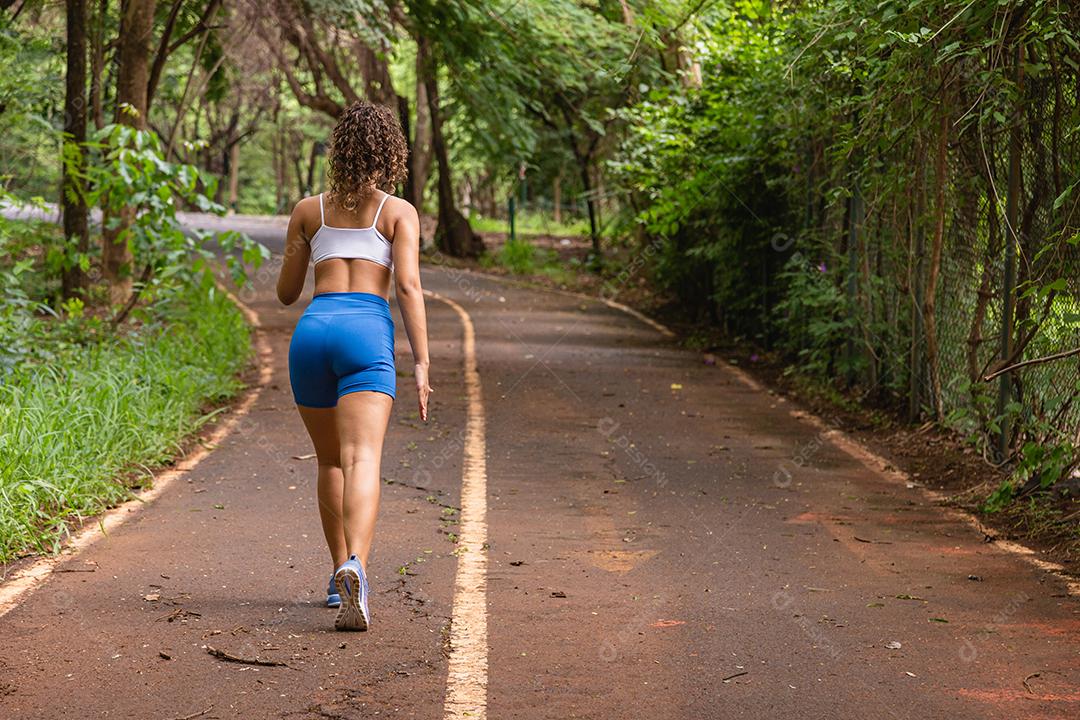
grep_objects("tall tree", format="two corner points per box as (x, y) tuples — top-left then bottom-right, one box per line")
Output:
(61, 0), (89, 299)
(409, 52), (433, 208)
(88, 0), (109, 130)
(417, 33), (481, 256)
(102, 0), (156, 301)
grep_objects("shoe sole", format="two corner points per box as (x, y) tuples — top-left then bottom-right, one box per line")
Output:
(334, 568), (368, 631)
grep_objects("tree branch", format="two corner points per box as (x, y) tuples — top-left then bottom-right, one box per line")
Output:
(147, 0), (186, 109)
(289, 0), (360, 105)
(111, 263), (154, 326)
(147, 0), (224, 110)
(983, 346), (1080, 382)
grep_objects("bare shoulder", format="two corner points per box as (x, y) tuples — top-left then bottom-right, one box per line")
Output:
(290, 195), (322, 240)
(385, 194), (419, 224)
(383, 194), (419, 241)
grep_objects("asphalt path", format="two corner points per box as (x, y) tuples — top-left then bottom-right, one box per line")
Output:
(0, 215), (1077, 719)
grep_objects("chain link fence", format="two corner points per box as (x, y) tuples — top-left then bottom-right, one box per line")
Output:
(823, 43), (1080, 475)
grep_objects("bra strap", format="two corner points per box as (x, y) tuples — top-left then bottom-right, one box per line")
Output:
(371, 192), (390, 228)
(318, 193), (326, 226)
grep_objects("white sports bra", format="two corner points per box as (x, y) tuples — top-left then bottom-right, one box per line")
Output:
(309, 192), (393, 270)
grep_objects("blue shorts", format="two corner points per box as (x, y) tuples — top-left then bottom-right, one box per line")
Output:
(288, 292), (396, 407)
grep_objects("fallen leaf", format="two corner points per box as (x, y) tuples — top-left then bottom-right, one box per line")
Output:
(886, 641), (902, 650)
(144, 593), (161, 602)
(670, 383), (683, 390)
(292, 454), (316, 460)
(651, 619), (685, 628)
(550, 591), (567, 598)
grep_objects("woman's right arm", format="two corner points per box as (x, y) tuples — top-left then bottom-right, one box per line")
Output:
(277, 198), (314, 306)
(391, 201), (432, 421)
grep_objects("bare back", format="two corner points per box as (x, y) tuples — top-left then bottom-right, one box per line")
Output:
(309, 192), (396, 299)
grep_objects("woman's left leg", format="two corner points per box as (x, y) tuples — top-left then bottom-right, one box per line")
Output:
(297, 406), (349, 570)
(335, 391), (394, 571)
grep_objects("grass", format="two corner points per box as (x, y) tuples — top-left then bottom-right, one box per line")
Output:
(469, 211), (590, 238)
(0, 287), (252, 562)
(478, 236), (583, 285)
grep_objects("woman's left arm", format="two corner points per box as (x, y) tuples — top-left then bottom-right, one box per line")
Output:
(277, 198), (314, 305)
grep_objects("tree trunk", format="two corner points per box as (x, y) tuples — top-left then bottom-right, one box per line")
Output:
(271, 134), (283, 211)
(227, 141), (240, 211)
(397, 93), (414, 203)
(552, 172), (562, 224)
(419, 36), (482, 258)
(922, 110), (949, 420)
(89, 0), (107, 130)
(61, 0), (89, 299)
(293, 146), (306, 199)
(356, 40), (397, 107)
(272, 111), (286, 212)
(577, 155), (600, 255)
(112, 0), (154, 128)
(305, 140), (320, 196)
(410, 57), (433, 208)
(102, 0), (156, 304)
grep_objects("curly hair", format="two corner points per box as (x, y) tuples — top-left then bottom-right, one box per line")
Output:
(325, 101), (408, 211)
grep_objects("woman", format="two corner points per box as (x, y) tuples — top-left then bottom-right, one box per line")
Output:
(276, 101), (432, 632)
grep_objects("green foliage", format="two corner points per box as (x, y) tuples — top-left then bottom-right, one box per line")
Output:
(497, 236), (537, 275)
(985, 441), (1076, 513)
(0, 122), (268, 560)
(611, 0), (1080, 505)
(410, 0), (651, 219)
(0, 283), (251, 561)
(610, 1), (793, 325)
(80, 120), (269, 291)
(774, 254), (855, 378)
(0, 14), (63, 197)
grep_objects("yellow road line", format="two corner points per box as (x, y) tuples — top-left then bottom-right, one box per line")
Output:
(425, 289), (489, 720)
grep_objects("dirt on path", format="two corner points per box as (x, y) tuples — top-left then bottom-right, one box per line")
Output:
(0, 221), (1078, 719)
